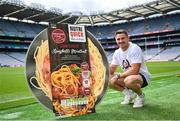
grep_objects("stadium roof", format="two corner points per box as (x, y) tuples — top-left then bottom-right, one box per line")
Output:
(0, 0), (180, 25)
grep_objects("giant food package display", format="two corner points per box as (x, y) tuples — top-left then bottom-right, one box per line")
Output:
(25, 23), (109, 118)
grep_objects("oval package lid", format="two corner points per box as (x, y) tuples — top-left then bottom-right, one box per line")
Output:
(25, 28), (109, 111)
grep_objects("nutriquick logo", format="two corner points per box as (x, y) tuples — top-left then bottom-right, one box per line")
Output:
(68, 24), (86, 42)
(51, 28), (66, 44)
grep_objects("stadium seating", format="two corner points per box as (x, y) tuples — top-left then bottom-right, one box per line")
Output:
(87, 14), (180, 39)
(8, 52), (26, 62)
(151, 46), (180, 61)
(0, 14), (180, 65)
(0, 14), (180, 39)
(0, 19), (23, 37)
(30, 24), (46, 34)
(0, 19), (46, 38)
(168, 14), (180, 30)
(9, 21), (37, 38)
(0, 43), (29, 49)
(0, 52), (25, 67)
(143, 48), (161, 61)
(105, 51), (114, 62)
(106, 46), (180, 62)
(1, 14), (180, 39)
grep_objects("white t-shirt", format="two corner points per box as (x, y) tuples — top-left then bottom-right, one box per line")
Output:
(111, 42), (151, 83)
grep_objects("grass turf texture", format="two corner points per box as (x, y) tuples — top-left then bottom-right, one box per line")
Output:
(0, 61), (180, 120)
(0, 67), (36, 109)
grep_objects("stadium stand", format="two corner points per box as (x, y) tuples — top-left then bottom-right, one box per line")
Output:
(87, 13), (180, 62)
(151, 46), (180, 61)
(30, 24), (46, 34)
(87, 14), (180, 39)
(143, 48), (162, 60)
(0, 19), (22, 37)
(105, 50), (114, 62)
(9, 21), (37, 38)
(0, 52), (25, 67)
(0, 0), (180, 65)
(0, 19), (46, 38)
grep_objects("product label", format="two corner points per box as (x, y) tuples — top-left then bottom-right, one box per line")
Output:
(48, 24), (95, 117)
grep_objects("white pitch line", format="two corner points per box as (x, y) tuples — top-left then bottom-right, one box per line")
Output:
(108, 91), (119, 94)
(149, 65), (180, 67)
(152, 71), (180, 78)
(0, 112), (24, 120)
(0, 96), (34, 104)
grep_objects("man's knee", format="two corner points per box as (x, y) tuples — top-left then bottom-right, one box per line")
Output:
(124, 76), (142, 89)
(124, 77), (133, 87)
(124, 76), (135, 88)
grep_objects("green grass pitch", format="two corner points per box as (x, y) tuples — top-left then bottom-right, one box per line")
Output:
(0, 61), (180, 120)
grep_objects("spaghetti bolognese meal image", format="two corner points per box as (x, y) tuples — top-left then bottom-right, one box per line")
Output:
(25, 24), (109, 118)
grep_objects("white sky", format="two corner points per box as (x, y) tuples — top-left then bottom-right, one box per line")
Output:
(24, 0), (156, 15)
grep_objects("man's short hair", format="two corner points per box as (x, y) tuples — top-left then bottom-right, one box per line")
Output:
(115, 29), (129, 37)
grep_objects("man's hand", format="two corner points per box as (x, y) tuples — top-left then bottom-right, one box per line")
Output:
(110, 73), (121, 82)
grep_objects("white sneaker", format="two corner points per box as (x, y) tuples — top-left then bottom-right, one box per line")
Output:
(121, 89), (136, 105)
(133, 93), (145, 108)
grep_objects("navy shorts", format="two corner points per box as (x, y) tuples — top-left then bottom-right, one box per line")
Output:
(139, 73), (148, 88)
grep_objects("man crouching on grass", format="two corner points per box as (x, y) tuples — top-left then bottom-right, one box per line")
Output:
(109, 29), (151, 108)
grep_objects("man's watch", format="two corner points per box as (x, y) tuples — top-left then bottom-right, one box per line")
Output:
(116, 73), (121, 79)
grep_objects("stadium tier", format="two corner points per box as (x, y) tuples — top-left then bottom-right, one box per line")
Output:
(0, 14), (180, 66)
(0, 19), (46, 38)
(87, 14), (180, 39)
(151, 46), (180, 61)
(0, 52), (25, 67)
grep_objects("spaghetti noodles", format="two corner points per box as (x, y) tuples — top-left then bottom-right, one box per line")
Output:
(51, 65), (79, 98)
(31, 37), (106, 115)
(88, 38), (106, 100)
(31, 40), (52, 100)
(51, 65), (94, 115)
